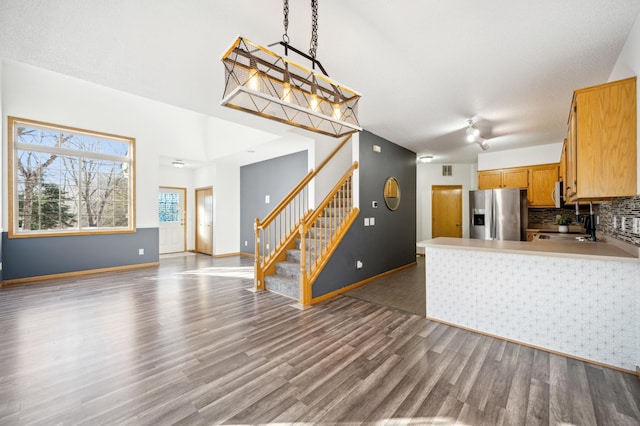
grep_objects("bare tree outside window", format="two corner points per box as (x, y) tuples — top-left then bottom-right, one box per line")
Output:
(9, 117), (134, 237)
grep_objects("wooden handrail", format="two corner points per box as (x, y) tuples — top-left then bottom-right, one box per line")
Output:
(298, 161), (359, 304)
(301, 162), (359, 232)
(257, 134), (351, 229)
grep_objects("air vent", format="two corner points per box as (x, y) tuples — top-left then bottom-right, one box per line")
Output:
(442, 165), (453, 176)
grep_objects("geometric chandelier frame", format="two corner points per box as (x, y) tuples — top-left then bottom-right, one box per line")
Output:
(221, 37), (362, 138)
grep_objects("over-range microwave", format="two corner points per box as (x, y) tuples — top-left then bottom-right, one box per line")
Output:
(553, 181), (564, 208)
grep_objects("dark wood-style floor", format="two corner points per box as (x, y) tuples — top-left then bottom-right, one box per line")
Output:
(0, 254), (638, 425)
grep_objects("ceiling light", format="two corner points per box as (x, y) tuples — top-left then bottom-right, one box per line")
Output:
(466, 119), (490, 150)
(221, 1), (361, 138)
(466, 119), (481, 142)
(172, 160), (185, 168)
(418, 155), (434, 163)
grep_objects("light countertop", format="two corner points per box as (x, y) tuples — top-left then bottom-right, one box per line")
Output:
(417, 237), (640, 263)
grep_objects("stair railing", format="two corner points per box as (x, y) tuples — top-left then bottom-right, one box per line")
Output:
(298, 161), (360, 304)
(254, 134), (352, 290)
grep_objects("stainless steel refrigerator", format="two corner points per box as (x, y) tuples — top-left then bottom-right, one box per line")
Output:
(469, 188), (528, 241)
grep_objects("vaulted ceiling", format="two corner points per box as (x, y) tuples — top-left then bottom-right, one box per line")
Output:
(1, 1), (639, 164)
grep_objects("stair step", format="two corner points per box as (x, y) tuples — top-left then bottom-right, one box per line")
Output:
(286, 248), (301, 263)
(264, 275), (299, 300)
(275, 261), (300, 279)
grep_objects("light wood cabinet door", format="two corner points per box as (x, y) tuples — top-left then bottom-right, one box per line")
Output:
(574, 77), (637, 199)
(502, 168), (529, 189)
(477, 170), (502, 189)
(529, 165), (559, 207)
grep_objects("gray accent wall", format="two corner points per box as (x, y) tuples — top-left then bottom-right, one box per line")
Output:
(240, 151), (308, 254)
(313, 131), (417, 298)
(1, 228), (159, 281)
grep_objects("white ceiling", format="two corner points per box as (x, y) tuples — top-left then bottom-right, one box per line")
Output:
(1, 0), (639, 165)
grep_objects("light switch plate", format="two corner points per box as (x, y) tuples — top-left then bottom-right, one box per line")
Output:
(265, 195), (270, 204)
(370, 217), (375, 226)
(364, 218), (370, 226)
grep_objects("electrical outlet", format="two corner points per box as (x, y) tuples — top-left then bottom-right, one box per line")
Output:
(244, 240), (248, 246)
(265, 195), (270, 204)
(356, 260), (363, 269)
(138, 248), (144, 255)
(372, 201), (378, 208)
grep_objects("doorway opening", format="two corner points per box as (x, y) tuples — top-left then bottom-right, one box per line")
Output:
(432, 185), (463, 238)
(159, 187), (186, 254)
(195, 187), (213, 255)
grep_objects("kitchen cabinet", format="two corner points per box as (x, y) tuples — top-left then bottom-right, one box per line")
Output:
(477, 168), (528, 190)
(529, 164), (559, 207)
(477, 164), (559, 207)
(565, 77), (637, 202)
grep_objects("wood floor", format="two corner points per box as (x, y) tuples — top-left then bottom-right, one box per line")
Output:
(0, 254), (638, 425)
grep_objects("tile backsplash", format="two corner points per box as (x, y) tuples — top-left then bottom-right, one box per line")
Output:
(598, 195), (640, 246)
(528, 206), (592, 225)
(529, 196), (640, 246)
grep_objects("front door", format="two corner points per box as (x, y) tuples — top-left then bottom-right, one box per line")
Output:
(196, 187), (213, 255)
(432, 185), (463, 238)
(159, 187), (186, 254)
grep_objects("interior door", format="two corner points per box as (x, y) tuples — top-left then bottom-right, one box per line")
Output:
(159, 187), (186, 254)
(432, 185), (463, 238)
(196, 187), (213, 255)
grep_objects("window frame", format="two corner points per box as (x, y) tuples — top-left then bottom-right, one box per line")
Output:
(8, 116), (136, 238)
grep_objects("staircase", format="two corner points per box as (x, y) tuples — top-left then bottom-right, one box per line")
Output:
(264, 204), (341, 299)
(254, 140), (359, 306)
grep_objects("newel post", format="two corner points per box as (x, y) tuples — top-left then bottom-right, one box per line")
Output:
(254, 218), (264, 290)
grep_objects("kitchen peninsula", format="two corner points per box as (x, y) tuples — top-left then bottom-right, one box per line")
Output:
(417, 237), (639, 373)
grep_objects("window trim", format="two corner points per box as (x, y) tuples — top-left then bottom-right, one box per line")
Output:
(8, 116), (136, 238)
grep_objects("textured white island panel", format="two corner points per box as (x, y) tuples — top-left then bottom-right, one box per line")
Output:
(425, 247), (639, 372)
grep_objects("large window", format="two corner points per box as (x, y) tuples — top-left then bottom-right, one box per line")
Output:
(9, 117), (135, 237)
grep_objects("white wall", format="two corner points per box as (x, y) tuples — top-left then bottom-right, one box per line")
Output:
(311, 134), (353, 207)
(1, 60), (210, 229)
(477, 143), (563, 171)
(1, 59), (247, 256)
(609, 12), (640, 192)
(158, 165), (195, 251)
(416, 163), (476, 245)
(193, 162), (240, 255)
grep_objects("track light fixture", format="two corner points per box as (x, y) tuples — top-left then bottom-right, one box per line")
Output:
(466, 119), (490, 150)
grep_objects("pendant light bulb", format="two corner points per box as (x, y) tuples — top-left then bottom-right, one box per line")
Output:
(282, 65), (293, 102)
(248, 58), (260, 92)
(310, 78), (320, 112)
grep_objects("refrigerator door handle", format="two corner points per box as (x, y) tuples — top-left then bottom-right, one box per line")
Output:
(490, 191), (496, 239)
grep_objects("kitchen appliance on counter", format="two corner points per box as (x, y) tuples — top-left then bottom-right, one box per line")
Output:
(470, 188), (528, 241)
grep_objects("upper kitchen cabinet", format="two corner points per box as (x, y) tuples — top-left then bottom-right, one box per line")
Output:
(478, 168), (528, 190)
(529, 164), (559, 207)
(565, 77), (637, 202)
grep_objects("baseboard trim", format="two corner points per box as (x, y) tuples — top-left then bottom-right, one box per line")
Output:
(1, 262), (160, 287)
(238, 252), (254, 258)
(310, 261), (418, 305)
(212, 252), (252, 258)
(636, 365), (639, 382)
(426, 316), (636, 376)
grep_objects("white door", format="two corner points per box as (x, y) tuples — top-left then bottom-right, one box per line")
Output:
(159, 187), (185, 254)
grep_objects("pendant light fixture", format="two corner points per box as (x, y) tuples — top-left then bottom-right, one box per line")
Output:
(221, 0), (362, 138)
